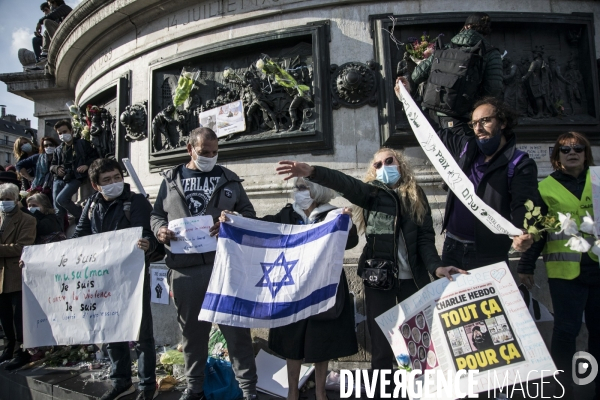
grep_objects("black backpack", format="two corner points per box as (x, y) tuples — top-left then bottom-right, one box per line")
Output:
(421, 38), (487, 117)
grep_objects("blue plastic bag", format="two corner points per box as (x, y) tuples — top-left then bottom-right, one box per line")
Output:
(204, 357), (243, 400)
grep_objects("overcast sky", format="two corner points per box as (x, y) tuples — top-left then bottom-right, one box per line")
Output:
(0, 0), (83, 128)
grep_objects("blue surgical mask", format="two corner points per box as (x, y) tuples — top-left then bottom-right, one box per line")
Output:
(476, 133), (503, 156)
(376, 165), (401, 186)
(0, 201), (16, 213)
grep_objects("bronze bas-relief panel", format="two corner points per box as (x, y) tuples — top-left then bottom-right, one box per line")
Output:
(148, 22), (332, 169)
(371, 12), (599, 147)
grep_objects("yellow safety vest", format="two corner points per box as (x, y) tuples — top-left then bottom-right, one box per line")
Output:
(538, 170), (598, 279)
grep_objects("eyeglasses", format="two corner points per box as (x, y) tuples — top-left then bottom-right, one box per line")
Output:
(294, 185), (309, 191)
(560, 145), (585, 154)
(373, 156), (395, 170)
(467, 115), (497, 130)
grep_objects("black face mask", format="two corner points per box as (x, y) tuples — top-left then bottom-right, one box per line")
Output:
(476, 132), (503, 156)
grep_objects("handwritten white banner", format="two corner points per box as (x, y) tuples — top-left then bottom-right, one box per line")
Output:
(397, 84), (522, 236)
(168, 215), (217, 254)
(22, 228), (145, 347)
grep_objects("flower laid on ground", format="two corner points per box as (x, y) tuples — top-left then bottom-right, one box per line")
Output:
(405, 32), (444, 60)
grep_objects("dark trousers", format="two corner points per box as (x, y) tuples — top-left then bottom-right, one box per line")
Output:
(0, 291), (23, 344)
(170, 265), (257, 395)
(32, 36), (43, 61)
(53, 178), (83, 230)
(107, 273), (156, 391)
(442, 236), (507, 271)
(365, 278), (419, 399)
(548, 277), (600, 398)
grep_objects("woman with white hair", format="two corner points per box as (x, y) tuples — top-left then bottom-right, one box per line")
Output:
(221, 178), (358, 400)
(0, 183), (36, 370)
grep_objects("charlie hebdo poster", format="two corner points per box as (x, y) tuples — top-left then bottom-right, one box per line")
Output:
(376, 263), (556, 398)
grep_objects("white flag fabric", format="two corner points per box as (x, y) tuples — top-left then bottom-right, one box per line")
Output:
(199, 210), (351, 328)
(397, 83), (522, 236)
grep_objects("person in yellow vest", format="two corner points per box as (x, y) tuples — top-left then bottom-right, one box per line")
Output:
(518, 131), (599, 399)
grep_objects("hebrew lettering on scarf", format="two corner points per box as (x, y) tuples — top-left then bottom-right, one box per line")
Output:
(397, 84), (522, 236)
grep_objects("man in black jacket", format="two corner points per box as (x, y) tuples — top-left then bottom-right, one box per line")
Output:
(50, 119), (98, 230)
(435, 97), (539, 270)
(36, 0), (72, 61)
(73, 158), (158, 400)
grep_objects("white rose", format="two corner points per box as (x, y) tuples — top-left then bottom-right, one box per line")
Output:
(223, 68), (232, 78)
(256, 59), (265, 70)
(579, 211), (598, 236)
(592, 240), (600, 256)
(565, 236), (591, 253)
(557, 212), (579, 236)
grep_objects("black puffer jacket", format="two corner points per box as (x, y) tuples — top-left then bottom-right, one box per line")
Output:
(439, 128), (541, 260)
(73, 183), (158, 261)
(50, 138), (99, 180)
(309, 166), (442, 290)
(410, 29), (503, 101)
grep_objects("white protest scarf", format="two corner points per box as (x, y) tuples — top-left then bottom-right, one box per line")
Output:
(198, 210), (351, 328)
(21, 227), (145, 348)
(397, 84), (522, 236)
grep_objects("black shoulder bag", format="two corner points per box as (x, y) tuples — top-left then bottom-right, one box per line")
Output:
(360, 209), (398, 291)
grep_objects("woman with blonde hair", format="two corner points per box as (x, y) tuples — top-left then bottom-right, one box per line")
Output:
(277, 150), (464, 393)
(12, 137), (37, 191)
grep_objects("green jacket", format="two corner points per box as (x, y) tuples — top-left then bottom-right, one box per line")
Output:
(309, 166), (442, 289)
(410, 29), (503, 100)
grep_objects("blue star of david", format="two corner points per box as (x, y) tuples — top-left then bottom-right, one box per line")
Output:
(256, 252), (298, 298)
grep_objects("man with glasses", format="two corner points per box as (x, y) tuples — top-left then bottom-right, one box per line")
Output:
(151, 127), (259, 400)
(435, 97), (541, 271)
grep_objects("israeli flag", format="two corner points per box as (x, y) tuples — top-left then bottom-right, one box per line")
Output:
(198, 210), (351, 328)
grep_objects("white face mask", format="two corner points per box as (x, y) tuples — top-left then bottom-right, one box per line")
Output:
(21, 143), (33, 153)
(0, 201), (16, 213)
(193, 149), (218, 172)
(29, 207), (41, 214)
(59, 133), (72, 142)
(45, 146), (56, 155)
(100, 182), (124, 199)
(294, 190), (314, 210)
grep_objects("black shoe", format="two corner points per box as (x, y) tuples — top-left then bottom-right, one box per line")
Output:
(179, 389), (206, 400)
(99, 384), (135, 400)
(0, 342), (15, 363)
(136, 388), (158, 399)
(4, 349), (31, 370)
(245, 394), (259, 400)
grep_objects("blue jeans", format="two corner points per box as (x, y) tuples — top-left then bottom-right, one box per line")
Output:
(53, 178), (82, 229)
(32, 36), (43, 61)
(441, 236), (507, 271)
(107, 272), (156, 390)
(548, 277), (600, 398)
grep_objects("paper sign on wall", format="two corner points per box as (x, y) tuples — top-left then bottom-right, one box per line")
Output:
(22, 228), (145, 348)
(168, 215), (217, 254)
(151, 268), (170, 305)
(198, 100), (246, 138)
